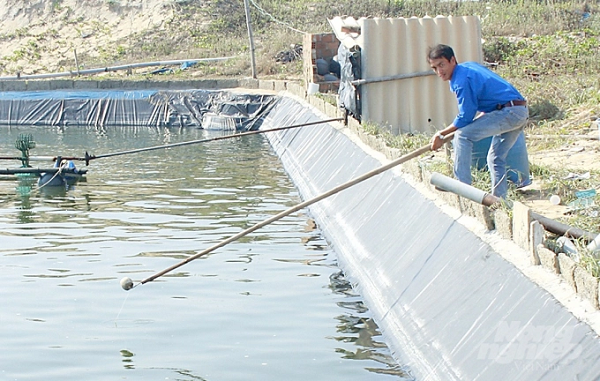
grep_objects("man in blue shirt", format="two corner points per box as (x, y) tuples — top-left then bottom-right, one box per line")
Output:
(428, 44), (528, 198)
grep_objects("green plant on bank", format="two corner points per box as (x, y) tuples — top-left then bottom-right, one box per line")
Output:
(116, 45), (126, 57)
(14, 27), (29, 38)
(579, 248), (600, 278)
(545, 233), (600, 276)
(315, 93), (337, 107)
(423, 159), (452, 176)
(362, 121), (430, 153)
(40, 29), (61, 40)
(51, 0), (63, 12)
(5, 39), (42, 63)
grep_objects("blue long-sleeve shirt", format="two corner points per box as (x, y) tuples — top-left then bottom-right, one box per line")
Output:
(450, 62), (525, 128)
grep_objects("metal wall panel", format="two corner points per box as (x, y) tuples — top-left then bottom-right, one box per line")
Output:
(330, 16), (482, 135)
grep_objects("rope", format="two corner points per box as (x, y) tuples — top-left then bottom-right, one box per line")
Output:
(36, 160), (67, 192)
(248, 0), (308, 35)
(63, 118), (344, 165)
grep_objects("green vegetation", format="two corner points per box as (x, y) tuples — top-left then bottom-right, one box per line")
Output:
(362, 121), (431, 151)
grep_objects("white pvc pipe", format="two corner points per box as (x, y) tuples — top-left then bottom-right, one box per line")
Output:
(0, 56), (236, 81)
(431, 172), (599, 245)
(27, 156), (56, 161)
(587, 234), (600, 254)
(430, 172), (489, 205)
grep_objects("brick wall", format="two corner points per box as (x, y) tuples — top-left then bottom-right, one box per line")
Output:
(302, 32), (340, 93)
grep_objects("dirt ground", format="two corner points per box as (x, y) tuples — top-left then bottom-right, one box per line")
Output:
(529, 132), (600, 172)
(0, 0), (172, 75)
(520, 129), (600, 220)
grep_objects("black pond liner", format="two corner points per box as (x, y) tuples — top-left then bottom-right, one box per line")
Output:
(0, 89), (278, 130)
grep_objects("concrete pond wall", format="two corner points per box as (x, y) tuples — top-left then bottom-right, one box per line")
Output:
(4, 77), (600, 379)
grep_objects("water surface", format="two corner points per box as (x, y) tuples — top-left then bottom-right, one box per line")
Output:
(0, 126), (409, 380)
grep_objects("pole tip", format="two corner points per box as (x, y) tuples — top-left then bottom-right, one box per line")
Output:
(120, 277), (134, 291)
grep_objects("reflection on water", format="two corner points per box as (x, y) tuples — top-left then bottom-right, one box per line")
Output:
(329, 271), (411, 378)
(0, 125), (410, 380)
(120, 349), (135, 370)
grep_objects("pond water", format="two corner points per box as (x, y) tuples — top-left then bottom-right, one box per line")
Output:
(0, 126), (410, 380)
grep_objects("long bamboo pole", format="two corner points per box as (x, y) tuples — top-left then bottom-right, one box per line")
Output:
(126, 136), (449, 290)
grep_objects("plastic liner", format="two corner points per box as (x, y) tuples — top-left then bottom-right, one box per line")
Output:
(0, 89), (278, 129)
(262, 95), (600, 380)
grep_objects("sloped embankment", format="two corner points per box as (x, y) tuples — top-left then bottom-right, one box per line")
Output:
(0, 0), (199, 76)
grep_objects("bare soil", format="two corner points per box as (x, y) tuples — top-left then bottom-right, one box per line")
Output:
(0, 0), (177, 75)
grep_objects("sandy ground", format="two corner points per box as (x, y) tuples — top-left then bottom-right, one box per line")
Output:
(0, 0), (171, 75)
(523, 128), (600, 217)
(529, 137), (600, 172)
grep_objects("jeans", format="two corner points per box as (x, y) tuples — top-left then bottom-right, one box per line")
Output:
(453, 106), (529, 198)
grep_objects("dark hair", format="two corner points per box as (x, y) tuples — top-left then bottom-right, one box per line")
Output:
(427, 44), (455, 61)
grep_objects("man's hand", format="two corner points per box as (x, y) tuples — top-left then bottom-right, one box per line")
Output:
(430, 126), (456, 151)
(430, 132), (445, 151)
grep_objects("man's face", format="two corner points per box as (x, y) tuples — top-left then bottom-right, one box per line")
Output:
(428, 56), (456, 81)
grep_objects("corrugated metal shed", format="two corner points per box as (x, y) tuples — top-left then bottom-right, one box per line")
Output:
(329, 16), (482, 135)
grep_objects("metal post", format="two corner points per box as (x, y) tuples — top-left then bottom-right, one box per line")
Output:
(243, 0), (257, 79)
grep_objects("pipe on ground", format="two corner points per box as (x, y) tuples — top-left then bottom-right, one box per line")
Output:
(430, 172), (499, 207)
(429, 172), (597, 242)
